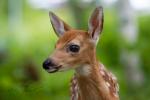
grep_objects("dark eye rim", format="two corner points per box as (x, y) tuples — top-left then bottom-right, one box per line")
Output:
(67, 44), (80, 53)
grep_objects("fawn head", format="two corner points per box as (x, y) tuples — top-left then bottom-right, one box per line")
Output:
(43, 7), (104, 73)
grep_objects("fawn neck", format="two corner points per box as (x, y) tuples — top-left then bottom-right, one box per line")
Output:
(45, 6), (119, 100)
(74, 51), (111, 100)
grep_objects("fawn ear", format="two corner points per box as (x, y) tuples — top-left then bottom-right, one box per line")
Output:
(49, 12), (71, 37)
(88, 7), (104, 43)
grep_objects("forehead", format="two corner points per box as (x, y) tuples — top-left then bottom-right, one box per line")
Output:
(56, 30), (88, 48)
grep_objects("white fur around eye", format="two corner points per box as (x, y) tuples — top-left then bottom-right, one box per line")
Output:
(70, 40), (80, 46)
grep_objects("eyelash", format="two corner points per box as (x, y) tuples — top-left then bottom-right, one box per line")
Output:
(67, 44), (80, 53)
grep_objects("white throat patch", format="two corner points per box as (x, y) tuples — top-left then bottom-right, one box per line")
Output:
(75, 65), (91, 76)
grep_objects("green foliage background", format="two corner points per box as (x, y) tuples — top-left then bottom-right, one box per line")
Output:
(0, 1), (150, 100)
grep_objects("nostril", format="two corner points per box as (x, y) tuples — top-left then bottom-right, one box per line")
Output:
(43, 61), (49, 69)
(42, 59), (56, 69)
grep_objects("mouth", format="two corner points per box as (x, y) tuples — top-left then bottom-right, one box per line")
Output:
(46, 65), (62, 73)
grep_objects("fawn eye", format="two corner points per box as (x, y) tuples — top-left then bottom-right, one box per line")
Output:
(68, 44), (80, 53)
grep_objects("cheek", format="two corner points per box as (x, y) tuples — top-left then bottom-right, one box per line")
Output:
(51, 51), (69, 63)
(55, 54), (81, 66)
(51, 50), (88, 66)
(51, 51), (81, 66)
(65, 48), (89, 65)
(65, 55), (84, 66)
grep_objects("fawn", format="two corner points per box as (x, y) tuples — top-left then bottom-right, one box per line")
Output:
(43, 6), (119, 100)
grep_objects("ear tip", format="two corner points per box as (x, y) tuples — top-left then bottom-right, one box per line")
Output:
(97, 6), (103, 9)
(49, 11), (58, 21)
(49, 11), (54, 17)
(96, 6), (103, 11)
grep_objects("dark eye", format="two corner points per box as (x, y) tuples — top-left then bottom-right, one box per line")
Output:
(68, 44), (80, 53)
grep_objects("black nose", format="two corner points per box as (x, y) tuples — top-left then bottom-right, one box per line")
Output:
(42, 59), (55, 70)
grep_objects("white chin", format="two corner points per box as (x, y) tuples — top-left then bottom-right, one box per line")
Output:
(58, 67), (71, 72)
(47, 68), (58, 73)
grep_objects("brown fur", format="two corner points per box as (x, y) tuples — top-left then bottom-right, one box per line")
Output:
(50, 30), (119, 100)
(45, 7), (119, 100)
(72, 63), (119, 100)
(52, 30), (96, 68)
